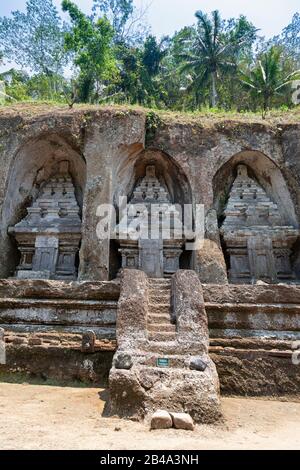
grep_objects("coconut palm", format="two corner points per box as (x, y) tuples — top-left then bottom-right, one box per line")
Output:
(240, 46), (300, 118)
(179, 10), (256, 107)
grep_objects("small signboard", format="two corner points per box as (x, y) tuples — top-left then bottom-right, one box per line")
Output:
(157, 358), (169, 368)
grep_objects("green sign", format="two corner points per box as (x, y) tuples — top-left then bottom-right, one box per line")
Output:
(157, 358), (169, 368)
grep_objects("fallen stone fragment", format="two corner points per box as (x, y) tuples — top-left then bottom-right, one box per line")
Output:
(115, 353), (133, 370)
(170, 412), (194, 431)
(150, 410), (172, 430)
(189, 357), (208, 372)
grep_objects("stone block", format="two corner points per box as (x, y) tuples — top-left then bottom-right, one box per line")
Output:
(170, 412), (194, 431)
(109, 361), (222, 424)
(81, 330), (96, 353)
(115, 353), (133, 370)
(150, 410), (172, 430)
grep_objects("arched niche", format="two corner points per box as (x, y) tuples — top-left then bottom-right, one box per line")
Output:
(213, 151), (299, 284)
(113, 148), (192, 208)
(0, 134), (86, 278)
(109, 148), (193, 279)
(213, 150), (298, 227)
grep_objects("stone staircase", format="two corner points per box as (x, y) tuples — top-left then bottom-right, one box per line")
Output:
(109, 270), (222, 423)
(147, 279), (176, 342)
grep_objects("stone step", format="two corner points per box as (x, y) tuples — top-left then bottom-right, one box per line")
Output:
(148, 299), (171, 313)
(148, 323), (176, 333)
(149, 290), (170, 297)
(149, 286), (170, 292)
(143, 342), (207, 355)
(149, 294), (170, 303)
(149, 304), (170, 314)
(148, 278), (171, 283)
(148, 313), (173, 324)
(148, 282), (171, 289)
(148, 331), (177, 342)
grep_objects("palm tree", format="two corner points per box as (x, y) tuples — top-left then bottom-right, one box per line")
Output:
(179, 10), (256, 107)
(240, 46), (300, 118)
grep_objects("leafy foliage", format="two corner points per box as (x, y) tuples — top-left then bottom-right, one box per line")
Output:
(62, 0), (117, 103)
(240, 46), (300, 117)
(0, 2), (299, 114)
(0, 0), (66, 75)
(92, 0), (150, 45)
(177, 11), (257, 107)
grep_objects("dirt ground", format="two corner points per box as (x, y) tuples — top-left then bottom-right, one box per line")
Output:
(0, 382), (300, 450)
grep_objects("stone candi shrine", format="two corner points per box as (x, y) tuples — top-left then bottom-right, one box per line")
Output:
(116, 165), (185, 278)
(221, 165), (299, 284)
(8, 161), (82, 280)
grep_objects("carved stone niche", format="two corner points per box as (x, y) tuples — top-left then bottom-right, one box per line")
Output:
(8, 161), (82, 280)
(116, 165), (185, 278)
(220, 164), (299, 284)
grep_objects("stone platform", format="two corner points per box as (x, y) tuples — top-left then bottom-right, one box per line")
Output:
(0, 277), (299, 396)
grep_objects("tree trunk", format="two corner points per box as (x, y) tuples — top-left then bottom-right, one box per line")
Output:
(211, 72), (218, 108)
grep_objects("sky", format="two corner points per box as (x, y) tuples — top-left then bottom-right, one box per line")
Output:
(0, 0), (299, 72)
(0, 0), (299, 39)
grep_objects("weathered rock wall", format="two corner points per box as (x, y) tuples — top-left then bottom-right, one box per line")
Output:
(0, 107), (300, 283)
(0, 279), (120, 340)
(0, 108), (145, 281)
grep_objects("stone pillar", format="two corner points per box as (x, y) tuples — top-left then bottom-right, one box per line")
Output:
(172, 270), (209, 353)
(116, 269), (149, 348)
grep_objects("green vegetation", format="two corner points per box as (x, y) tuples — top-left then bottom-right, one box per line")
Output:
(0, 0), (299, 118)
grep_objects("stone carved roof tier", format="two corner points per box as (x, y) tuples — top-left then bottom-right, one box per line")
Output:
(11, 163), (81, 234)
(130, 165), (170, 205)
(221, 165), (298, 241)
(116, 165), (183, 241)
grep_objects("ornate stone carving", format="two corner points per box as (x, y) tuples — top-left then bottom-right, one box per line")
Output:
(9, 161), (81, 280)
(221, 165), (299, 283)
(116, 165), (184, 278)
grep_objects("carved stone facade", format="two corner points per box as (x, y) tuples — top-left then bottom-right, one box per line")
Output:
(221, 165), (299, 284)
(9, 161), (81, 280)
(116, 165), (185, 278)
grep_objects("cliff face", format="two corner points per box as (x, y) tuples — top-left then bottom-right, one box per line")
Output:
(0, 105), (300, 283)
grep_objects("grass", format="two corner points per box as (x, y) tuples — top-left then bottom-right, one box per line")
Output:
(0, 100), (299, 126)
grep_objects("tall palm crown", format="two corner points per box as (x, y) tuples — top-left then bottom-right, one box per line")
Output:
(240, 46), (300, 117)
(180, 10), (254, 107)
